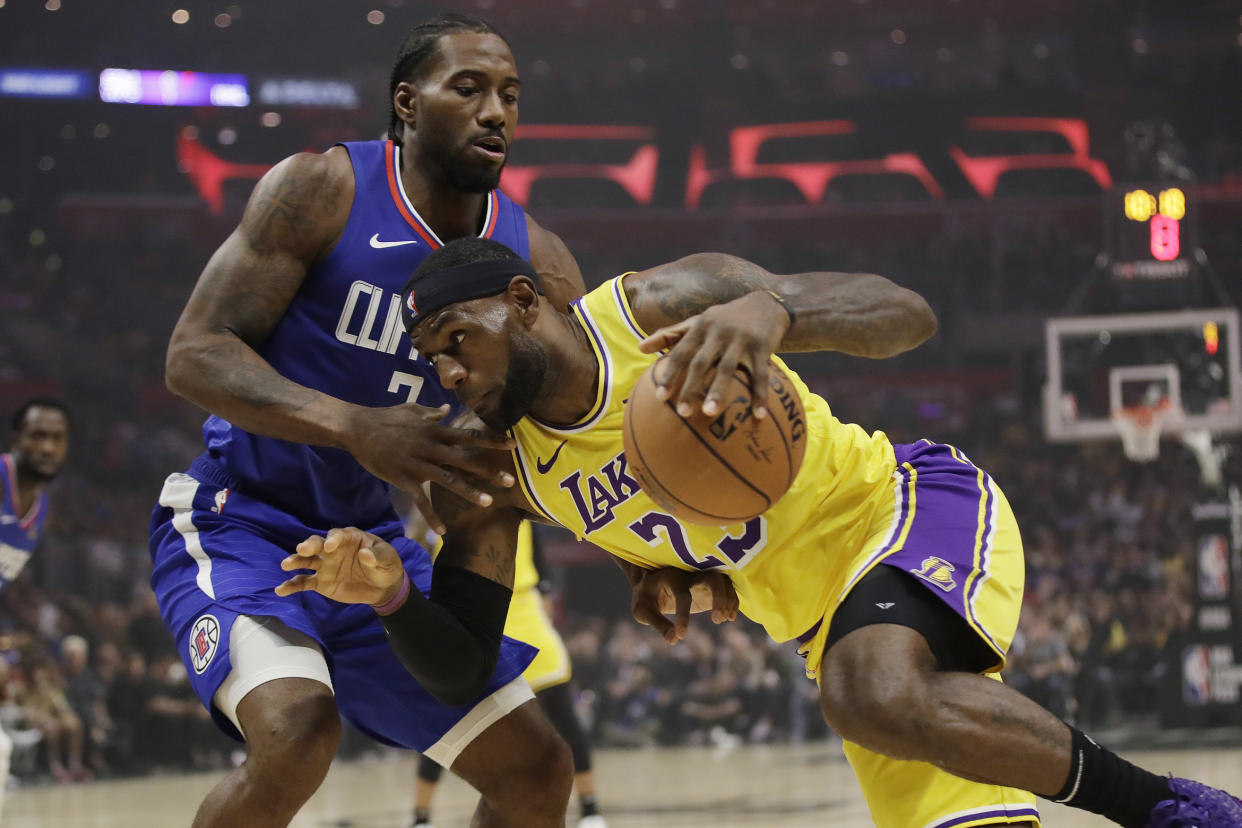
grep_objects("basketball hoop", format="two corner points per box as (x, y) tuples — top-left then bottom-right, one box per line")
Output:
(1111, 398), (1173, 462)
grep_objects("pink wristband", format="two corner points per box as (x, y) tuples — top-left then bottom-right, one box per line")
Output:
(371, 570), (411, 616)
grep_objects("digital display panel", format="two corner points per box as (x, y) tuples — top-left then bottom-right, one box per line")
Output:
(0, 68), (93, 99)
(1109, 184), (1196, 280)
(257, 77), (359, 108)
(99, 68), (249, 107)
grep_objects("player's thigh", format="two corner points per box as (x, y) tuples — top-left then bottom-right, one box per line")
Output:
(214, 614), (338, 748)
(820, 564), (996, 718)
(844, 739), (1041, 828)
(449, 696), (571, 796)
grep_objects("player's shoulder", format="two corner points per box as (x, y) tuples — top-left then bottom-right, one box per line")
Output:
(240, 147), (355, 254)
(525, 213), (586, 311)
(265, 146), (354, 197)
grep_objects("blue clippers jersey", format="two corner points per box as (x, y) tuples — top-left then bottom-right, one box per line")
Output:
(0, 454), (47, 591)
(198, 139), (531, 528)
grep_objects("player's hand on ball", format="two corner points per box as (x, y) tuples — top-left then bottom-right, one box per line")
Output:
(631, 568), (739, 645)
(276, 527), (405, 607)
(638, 291), (790, 419)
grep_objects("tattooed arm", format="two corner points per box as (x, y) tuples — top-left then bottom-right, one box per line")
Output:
(164, 149), (514, 528)
(623, 252), (937, 416)
(165, 150), (354, 444)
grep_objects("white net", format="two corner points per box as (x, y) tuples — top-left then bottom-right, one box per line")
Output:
(1111, 399), (1172, 462)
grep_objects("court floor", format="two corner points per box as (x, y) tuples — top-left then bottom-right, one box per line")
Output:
(7, 742), (1241, 827)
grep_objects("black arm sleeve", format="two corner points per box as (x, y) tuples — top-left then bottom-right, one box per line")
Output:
(377, 565), (513, 707)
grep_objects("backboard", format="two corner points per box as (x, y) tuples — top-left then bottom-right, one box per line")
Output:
(1043, 307), (1242, 442)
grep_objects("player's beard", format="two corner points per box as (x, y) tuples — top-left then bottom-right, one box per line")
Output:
(483, 328), (548, 432)
(15, 452), (59, 484)
(426, 137), (504, 194)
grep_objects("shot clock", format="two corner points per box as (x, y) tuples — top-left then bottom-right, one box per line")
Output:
(1106, 183), (1197, 281)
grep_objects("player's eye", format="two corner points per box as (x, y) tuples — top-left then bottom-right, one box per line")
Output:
(452, 331), (466, 345)
(501, 92), (519, 105)
(454, 86), (478, 97)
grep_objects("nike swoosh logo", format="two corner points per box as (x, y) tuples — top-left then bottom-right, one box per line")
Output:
(369, 233), (418, 249)
(535, 440), (568, 474)
(0, 515), (16, 524)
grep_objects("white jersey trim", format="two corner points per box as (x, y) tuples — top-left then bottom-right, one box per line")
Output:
(422, 676), (534, 768)
(391, 145), (495, 248)
(158, 473), (216, 600)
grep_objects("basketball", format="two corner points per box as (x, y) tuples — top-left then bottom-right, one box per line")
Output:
(622, 359), (808, 526)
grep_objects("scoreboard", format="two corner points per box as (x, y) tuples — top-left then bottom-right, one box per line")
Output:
(1107, 183), (1198, 280)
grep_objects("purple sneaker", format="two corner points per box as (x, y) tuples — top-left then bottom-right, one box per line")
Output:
(1147, 778), (1242, 827)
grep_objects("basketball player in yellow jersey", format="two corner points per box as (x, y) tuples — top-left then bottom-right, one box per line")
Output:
(412, 521), (608, 828)
(279, 237), (1242, 828)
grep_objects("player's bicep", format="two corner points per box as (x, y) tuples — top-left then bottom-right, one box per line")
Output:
(526, 214), (586, 312)
(173, 151), (351, 348)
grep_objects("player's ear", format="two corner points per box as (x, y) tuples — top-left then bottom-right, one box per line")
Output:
(393, 82), (416, 131)
(507, 275), (541, 328)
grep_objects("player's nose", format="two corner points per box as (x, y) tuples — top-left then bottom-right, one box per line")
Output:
(477, 91), (506, 127)
(436, 356), (467, 389)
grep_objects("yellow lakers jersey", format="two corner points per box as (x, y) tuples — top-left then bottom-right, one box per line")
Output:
(511, 275), (899, 644)
(513, 520), (539, 594)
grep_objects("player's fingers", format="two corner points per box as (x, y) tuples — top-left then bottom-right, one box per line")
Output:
(707, 575), (739, 623)
(274, 573), (317, 597)
(632, 597), (673, 638)
(639, 320), (691, 355)
(652, 354), (686, 403)
(750, 356), (773, 419)
(280, 554), (320, 573)
(702, 344), (745, 416)
(407, 485), (447, 536)
(675, 344), (718, 416)
(425, 442), (515, 488)
(437, 427), (516, 452)
(359, 539), (403, 580)
(294, 535), (326, 558)
(673, 582), (692, 642)
(419, 403), (452, 423)
(424, 463), (495, 509)
(323, 526), (365, 556)
(654, 329), (703, 401)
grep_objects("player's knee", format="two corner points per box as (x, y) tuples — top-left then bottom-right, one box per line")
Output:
(493, 726), (572, 811)
(241, 687), (340, 777)
(528, 729), (574, 805)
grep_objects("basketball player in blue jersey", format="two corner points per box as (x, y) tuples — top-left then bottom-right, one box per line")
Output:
(0, 396), (71, 818)
(281, 237), (1242, 828)
(149, 13), (588, 828)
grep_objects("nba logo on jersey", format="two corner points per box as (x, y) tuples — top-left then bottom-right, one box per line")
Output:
(911, 556), (957, 592)
(189, 614), (221, 675)
(212, 489), (230, 514)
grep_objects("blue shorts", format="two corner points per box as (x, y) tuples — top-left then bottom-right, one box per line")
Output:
(148, 457), (537, 749)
